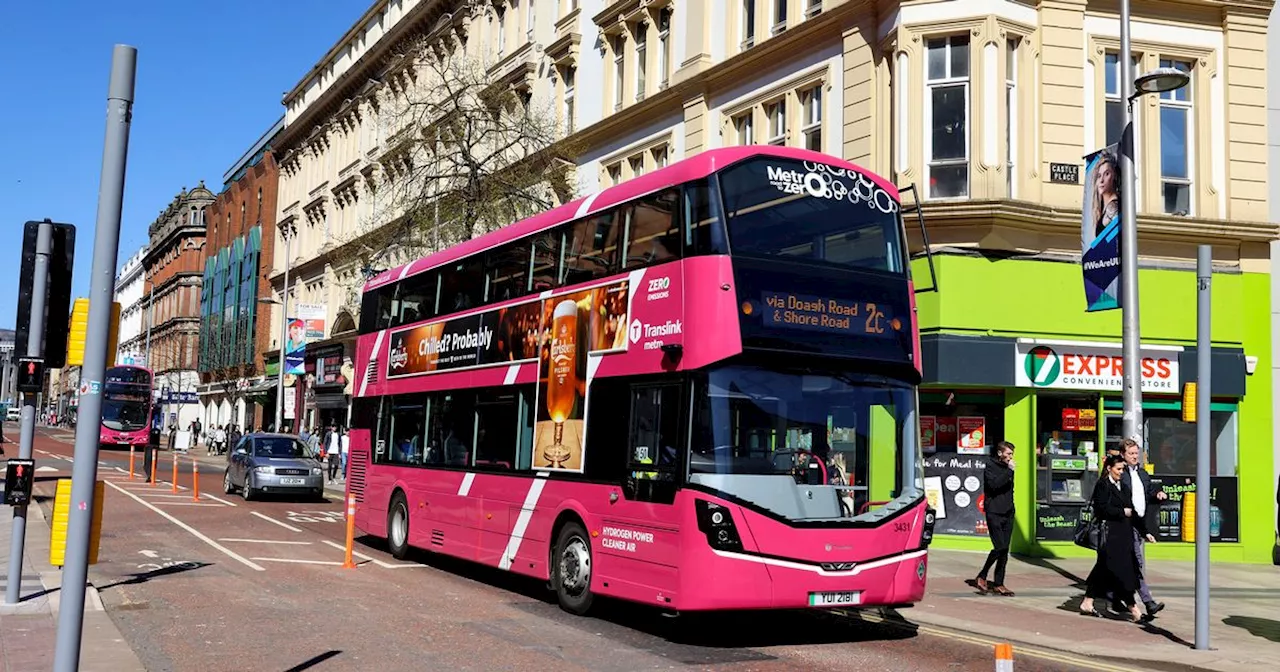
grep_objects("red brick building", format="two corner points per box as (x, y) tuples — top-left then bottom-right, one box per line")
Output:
(144, 183), (213, 431)
(197, 118), (283, 431)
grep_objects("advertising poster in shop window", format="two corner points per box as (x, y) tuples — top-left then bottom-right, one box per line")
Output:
(1081, 145), (1122, 312)
(923, 452), (988, 536)
(1148, 475), (1239, 543)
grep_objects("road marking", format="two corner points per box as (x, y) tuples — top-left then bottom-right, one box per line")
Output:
(836, 609), (1143, 672)
(152, 502), (222, 507)
(104, 480), (265, 572)
(219, 538), (313, 545)
(251, 557), (343, 566)
(114, 467), (128, 474)
(140, 493), (202, 499)
(251, 511), (302, 533)
(201, 493), (238, 507)
(319, 540), (421, 568)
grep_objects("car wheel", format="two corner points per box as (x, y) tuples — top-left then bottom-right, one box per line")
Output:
(387, 492), (410, 560)
(242, 472), (255, 501)
(223, 470), (236, 494)
(553, 521), (595, 615)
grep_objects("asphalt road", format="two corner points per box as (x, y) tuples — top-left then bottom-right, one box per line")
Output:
(30, 428), (1106, 672)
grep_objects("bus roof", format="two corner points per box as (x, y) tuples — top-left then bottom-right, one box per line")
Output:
(363, 146), (898, 293)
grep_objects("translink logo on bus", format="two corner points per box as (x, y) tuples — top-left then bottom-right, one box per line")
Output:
(629, 318), (682, 351)
(1016, 343), (1179, 393)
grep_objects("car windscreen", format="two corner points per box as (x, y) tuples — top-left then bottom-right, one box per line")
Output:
(253, 437), (309, 458)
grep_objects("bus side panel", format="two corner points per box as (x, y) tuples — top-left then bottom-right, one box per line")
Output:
(412, 470), (480, 561)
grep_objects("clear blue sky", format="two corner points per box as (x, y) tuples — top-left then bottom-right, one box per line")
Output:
(0, 0), (367, 330)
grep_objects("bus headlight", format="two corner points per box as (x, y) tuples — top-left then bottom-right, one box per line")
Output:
(921, 507), (937, 547)
(695, 499), (743, 552)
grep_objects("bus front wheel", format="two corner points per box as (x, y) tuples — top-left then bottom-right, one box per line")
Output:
(553, 521), (595, 615)
(387, 492), (410, 560)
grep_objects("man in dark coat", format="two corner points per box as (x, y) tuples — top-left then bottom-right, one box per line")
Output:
(975, 441), (1017, 596)
(1122, 437), (1167, 618)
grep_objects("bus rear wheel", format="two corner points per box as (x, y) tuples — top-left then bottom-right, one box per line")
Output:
(553, 521), (595, 615)
(387, 492), (410, 560)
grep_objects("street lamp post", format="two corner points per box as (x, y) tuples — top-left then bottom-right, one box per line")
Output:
(260, 223), (294, 433)
(145, 278), (153, 369)
(1117, 0), (1190, 443)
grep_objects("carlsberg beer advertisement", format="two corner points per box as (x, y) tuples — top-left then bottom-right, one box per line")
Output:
(1081, 145), (1122, 312)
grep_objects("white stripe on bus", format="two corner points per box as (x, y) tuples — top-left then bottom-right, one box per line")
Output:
(503, 363), (521, 385)
(574, 191), (601, 219)
(458, 472), (476, 497)
(498, 476), (548, 571)
(360, 330), (386, 397)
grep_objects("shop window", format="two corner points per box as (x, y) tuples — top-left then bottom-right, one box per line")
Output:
(919, 392), (1006, 537)
(1144, 409), (1236, 477)
(1034, 395), (1101, 505)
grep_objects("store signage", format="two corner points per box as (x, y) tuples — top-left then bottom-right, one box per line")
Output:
(1049, 162), (1080, 184)
(1014, 342), (1179, 393)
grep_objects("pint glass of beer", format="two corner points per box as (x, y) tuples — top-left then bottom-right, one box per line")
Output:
(543, 299), (579, 467)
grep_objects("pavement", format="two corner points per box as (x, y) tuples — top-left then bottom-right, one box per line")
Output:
(900, 546), (1280, 672)
(0, 433), (146, 671)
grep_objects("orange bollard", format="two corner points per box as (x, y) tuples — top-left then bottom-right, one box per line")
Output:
(128, 445), (136, 480)
(342, 494), (357, 569)
(150, 448), (158, 484)
(191, 457), (200, 501)
(995, 643), (1013, 672)
(172, 450), (179, 493)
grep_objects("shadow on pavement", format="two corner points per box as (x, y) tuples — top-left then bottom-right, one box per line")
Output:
(96, 561), (212, 592)
(283, 650), (342, 671)
(1222, 615), (1280, 643)
(1014, 554), (1087, 589)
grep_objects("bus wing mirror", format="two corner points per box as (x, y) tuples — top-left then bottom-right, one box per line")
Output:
(897, 184), (938, 293)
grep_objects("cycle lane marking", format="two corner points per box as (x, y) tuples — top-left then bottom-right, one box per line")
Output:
(104, 479), (265, 572)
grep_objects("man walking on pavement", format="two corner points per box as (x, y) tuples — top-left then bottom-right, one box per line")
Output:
(1122, 436), (1166, 618)
(973, 440), (1017, 596)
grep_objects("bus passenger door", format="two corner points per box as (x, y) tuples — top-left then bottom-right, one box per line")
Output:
(623, 383), (682, 505)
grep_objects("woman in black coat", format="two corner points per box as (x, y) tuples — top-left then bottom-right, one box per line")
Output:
(1080, 454), (1143, 622)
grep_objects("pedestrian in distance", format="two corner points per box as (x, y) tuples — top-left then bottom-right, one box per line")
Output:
(1080, 454), (1144, 622)
(1121, 436), (1166, 618)
(973, 440), (1017, 596)
(324, 423), (341, 483)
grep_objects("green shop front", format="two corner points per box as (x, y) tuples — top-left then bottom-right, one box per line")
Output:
(913, 254), (1274, 564)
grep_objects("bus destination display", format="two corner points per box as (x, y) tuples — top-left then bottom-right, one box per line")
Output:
(761, 291), (897, 337)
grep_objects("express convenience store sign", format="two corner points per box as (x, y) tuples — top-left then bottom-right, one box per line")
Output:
(1014, 341), (1180, 393)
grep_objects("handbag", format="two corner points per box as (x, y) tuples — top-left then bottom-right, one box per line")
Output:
(1073, 504), (1104, 550)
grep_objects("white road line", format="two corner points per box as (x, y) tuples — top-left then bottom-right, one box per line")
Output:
(140, 493), (201, 499)
(104, 480), (265, 572)
(114, 467), (128, 474)
(250, 511), (302, 533)
(219, 538), (313, 545)
(201, 493), (238, 507)
(319, 540), (422, 569)
(251, 557), (343, 566)
(152, 502), (222, 507)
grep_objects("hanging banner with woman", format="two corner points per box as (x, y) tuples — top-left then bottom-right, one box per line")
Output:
(1081, 146), (1122, 312)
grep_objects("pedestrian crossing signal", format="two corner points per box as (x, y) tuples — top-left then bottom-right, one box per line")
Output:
(17, 357), (43, 393)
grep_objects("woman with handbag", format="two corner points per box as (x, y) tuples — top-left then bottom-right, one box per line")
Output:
(1080, 454), (1143, 622)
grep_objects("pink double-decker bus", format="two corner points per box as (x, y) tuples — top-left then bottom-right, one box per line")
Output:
(349, 146), (936, 615)
(100, 365), (154, 449)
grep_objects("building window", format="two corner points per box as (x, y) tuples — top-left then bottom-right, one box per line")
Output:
(563, 66), (576, 133)
(607, 162), (623, 186)
(800, 84), (822, 152)
(734, 111), (754, 145)
(1103, 52), (1141, 148)
(635, 22), (647, 101)
(772, 0), (787, 34)
(925, 35), (970, 199)
(613, 35), (625, 109)
(630, 155), (645, 177)
(652, 145), (668, 168)
(766, 99), (786, 145)
(1006, 38), (1018, 198)
(1159, 59), (1193, 215)
(497, 5), (507, 56)
(526, 0), (535, 36)
(741, 0), (755, 49)
(806, 0), (821, 17)
(658, 8), (671, 88)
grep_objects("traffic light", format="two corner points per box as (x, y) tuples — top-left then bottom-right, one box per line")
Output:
(17, 357), (44, 393)
(13, 220), (76, 368)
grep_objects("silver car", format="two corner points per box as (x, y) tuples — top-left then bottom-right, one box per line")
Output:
(223, 433), (324, 501)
